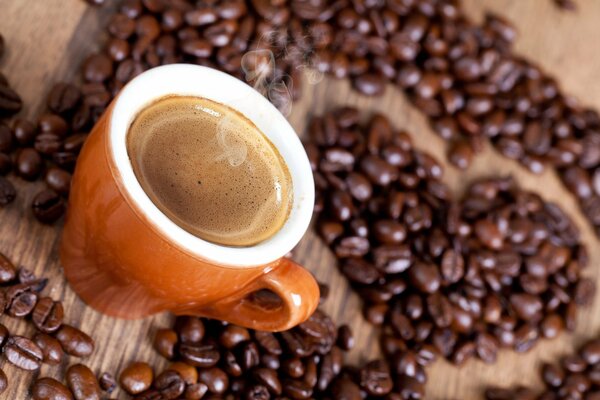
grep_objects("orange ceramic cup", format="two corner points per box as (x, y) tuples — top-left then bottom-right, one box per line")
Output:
(60, 64), (319, 331)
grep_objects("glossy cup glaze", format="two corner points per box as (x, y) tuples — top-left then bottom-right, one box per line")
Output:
(60, 64), (319, 331)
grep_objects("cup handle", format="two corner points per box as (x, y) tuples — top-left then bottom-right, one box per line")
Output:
(196, 258), (320, 332)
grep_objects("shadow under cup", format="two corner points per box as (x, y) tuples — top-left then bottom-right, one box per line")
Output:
(60, 64), (318, 331)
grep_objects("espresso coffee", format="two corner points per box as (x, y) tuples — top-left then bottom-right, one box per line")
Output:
(127, 96), (293, 247)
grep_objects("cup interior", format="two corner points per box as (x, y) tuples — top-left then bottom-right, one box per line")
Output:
(108, 64), (315, 267)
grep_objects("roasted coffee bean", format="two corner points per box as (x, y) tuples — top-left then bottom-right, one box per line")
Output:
(17, 148), (42, 180)
(5, 284), (37, 317)
(33, 333), (63, 365)
(4, 335), (43, 370)
(337, 325), (354, 350)
(0, 252), (16, 282)
(32, 377), (73, 400)
(99, 372), (117, 393)
(0, 177), (16, 206)
(55, 324), (94, 357)
(254, 330), (282, 355)
(0, 153), (12, 175)
(166, 362), (197, 385)
(32, 297), (64, 333)
(179, 343), (220, 367)
(34, 133), (62, 155)
(32, 189), (65, 224)
(0, 368), (6, 395)
(0, 85), (22, 116)
(252, 368), (281, 395)
(360, 360), (393, 395)
(12, 118), (36, 146)
(47, 83), (81, 114)
(154, 328), (178, 359)
(45, 168), (72, 196)
(83, 54), (113, 82)
(175, 316), (205, 344)
(152, 370), (185, 398)
(220, 325), (250, 349)
(120, 362), (153, 395)
(66, 364), (102, 400)
(448, 141), (473, 170)
(199, 367), (229, 394)
(0, 123), (12, 153)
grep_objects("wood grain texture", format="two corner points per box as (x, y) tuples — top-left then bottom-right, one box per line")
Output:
(1, 0), (600, 398)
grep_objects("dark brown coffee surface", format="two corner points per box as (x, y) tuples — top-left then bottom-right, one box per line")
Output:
(127, 96), (292, 247)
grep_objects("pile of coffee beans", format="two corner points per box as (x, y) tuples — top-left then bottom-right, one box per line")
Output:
(485, 337), (600, 399)
(117, 307), (411, 399)
(309, 108), (594, 374)
(0, 251), (96, 396)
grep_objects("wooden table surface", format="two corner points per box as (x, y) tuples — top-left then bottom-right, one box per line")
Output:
(1, 0), (600, 398)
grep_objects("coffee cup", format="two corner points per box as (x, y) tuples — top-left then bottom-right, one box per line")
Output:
(60, 64), (319, 332)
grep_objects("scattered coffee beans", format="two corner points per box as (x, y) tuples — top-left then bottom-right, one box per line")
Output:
(308, 108), (594, 396)
(486, 336), (600, 399)
(0, 251), (99, 396)
(122, 307), (414, 399)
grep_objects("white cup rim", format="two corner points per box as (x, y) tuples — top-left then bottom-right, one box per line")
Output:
(108, 64), (314, 268)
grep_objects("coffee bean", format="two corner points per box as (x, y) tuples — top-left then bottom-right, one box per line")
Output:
(353, 74), (385, 96)
(253, 368), (281, 395)
(220, 325), (250, 349)
(336, 325), (354, 350)
(120, 362), (153, 395)
(254, 331), (282, 355)
(83, 54), (113, 82)
(0, 123), (13, 153)
(166, 362), (197, 385)
(448, 141), (473, 170)
(0, 368), (6, 395)
(17, 148), (42, 180)
(179, 343), (220, 367)
(175, 316), (205, 344)
(32, 189), (65, 224)
(5, 283), (37, 317)
(33, 297), (64, 333)
(55, 324), (94, 357)
(12, 118), (37, 146)
(153, 370), (185, 398)
(34, 133), (62, 155)
(33, 333), (63, 365)
(47, 83), (81, 114)
(32, 377), (73, 400)
(99, 372), (117, 393)
(0, 153), (12, 175)
(153, 328), (178, 359)
(409, 261), (441, 293)
(45, 168), (72, 196)
(0, 177), (15, 206)
(37, 114), (68, 138)
(4, 336), (43, 370)
(0, 85), (22, 116)
(66, 364), (101, 400)
(360, 360), (393, 395)
(0, 252), (16, 283)
(199, 367), (229, 394)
